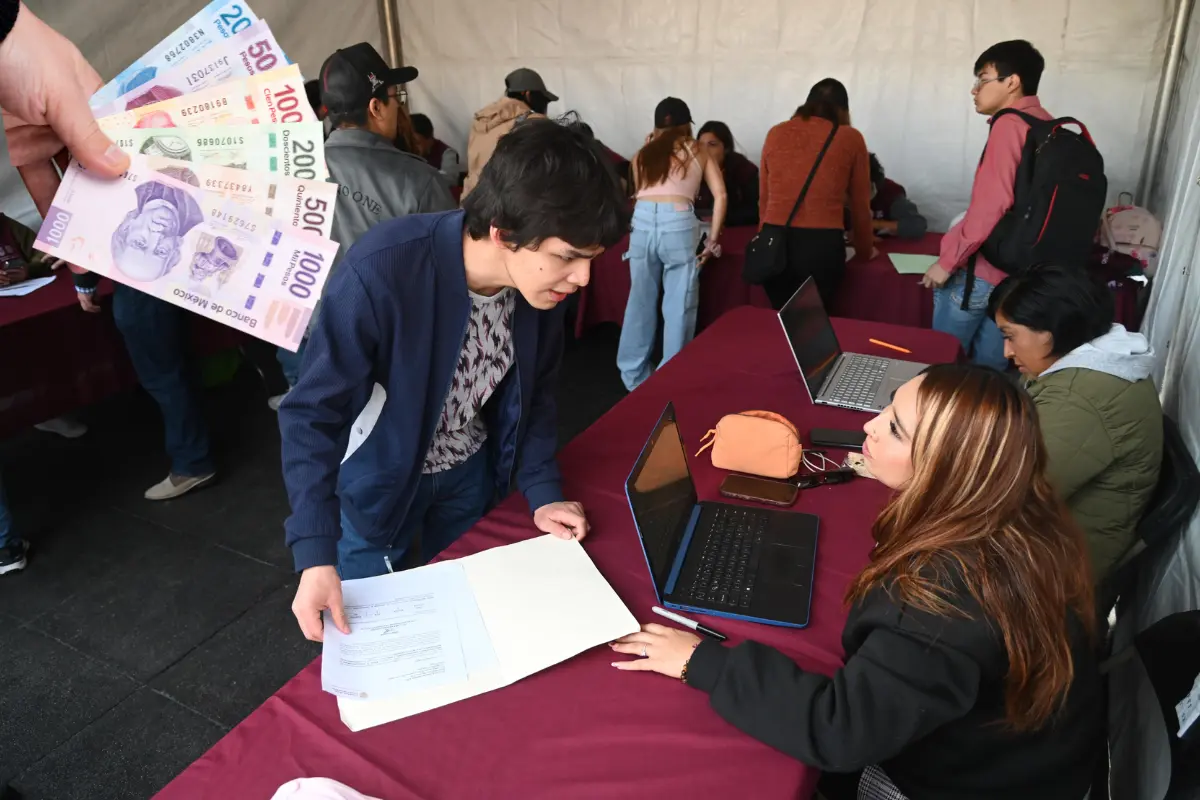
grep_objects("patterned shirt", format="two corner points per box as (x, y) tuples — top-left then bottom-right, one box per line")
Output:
(422, 288), (516, 473)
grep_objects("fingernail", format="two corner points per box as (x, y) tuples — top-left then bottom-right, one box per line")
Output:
(103, 144), (130, 169)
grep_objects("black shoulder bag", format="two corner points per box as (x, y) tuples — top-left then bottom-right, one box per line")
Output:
(743, 122), (840, 285)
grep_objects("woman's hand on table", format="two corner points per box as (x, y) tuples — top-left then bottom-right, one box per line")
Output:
(610, 623), (702, 679)
(0, 266), (27, 286)
(534, 500), (589, 541)
(921, 263), (951, 289)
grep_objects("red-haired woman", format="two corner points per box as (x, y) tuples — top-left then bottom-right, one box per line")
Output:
(616, 97), (726, 391)
(613, 364), (1101, 800)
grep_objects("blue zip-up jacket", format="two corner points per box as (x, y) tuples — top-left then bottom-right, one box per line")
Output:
(280, 210), (565, 572)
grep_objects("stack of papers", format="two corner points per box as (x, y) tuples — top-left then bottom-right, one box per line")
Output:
(888, 253), (939, 275)
(34, 1), (337, 352)
(323, 535), (640, 731)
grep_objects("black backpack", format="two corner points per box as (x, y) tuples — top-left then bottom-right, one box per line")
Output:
(962, 110), (1107, 307)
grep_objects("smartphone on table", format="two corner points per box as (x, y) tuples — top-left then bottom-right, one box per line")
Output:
(719, 473), (798, 507)
(809, 428), (867, 450)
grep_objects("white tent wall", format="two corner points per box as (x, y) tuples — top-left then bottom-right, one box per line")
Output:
(0, 0), (383, 228)
(400, 0), (1173, 231)
(1109, 3), (1200, 799)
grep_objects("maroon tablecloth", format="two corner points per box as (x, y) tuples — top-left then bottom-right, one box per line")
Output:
(577, 229), (1142, 335)
(576, 228), (942, 337)
(156, 310), (963, 800)
(0, 273), (244, 438)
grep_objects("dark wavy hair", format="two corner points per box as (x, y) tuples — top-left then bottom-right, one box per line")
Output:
(463, 117), (629, 249)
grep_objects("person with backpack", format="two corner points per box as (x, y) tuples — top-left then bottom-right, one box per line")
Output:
(922, 40), (1105, 370)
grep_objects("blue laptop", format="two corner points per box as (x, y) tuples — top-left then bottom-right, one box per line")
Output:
(625, 403), (820, 629)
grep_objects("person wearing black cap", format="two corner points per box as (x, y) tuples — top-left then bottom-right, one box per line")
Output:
(462, 67), (558, 198)
(270, 43), (455, 409)
(616, 97), (726, 392)
(281, 119), (630, 641)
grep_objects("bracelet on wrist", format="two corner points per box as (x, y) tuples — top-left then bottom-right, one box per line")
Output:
(679, 642), (700, 684)
(75, 285), (96, 295)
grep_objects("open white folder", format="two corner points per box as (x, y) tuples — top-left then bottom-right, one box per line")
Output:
(332, 535), (639, 732)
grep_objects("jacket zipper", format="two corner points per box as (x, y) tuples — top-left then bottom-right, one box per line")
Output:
(387, 303), (471, 551)
(1035, 185), (1059, 244)
(505, 349), (522, 493)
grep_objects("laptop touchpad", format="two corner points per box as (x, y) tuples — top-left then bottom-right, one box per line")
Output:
(762, 544), (812, 587)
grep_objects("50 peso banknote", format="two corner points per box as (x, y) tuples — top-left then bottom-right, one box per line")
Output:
(91, 0), (261, 108)
(91, 20), (289, 118)
(97, 64), (314, 131)
(35, 158), (339, 351)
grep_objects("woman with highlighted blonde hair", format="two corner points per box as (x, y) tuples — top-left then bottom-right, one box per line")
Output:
(612, 364), (1102, 800)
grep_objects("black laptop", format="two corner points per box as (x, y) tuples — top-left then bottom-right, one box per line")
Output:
(624, 403), (820, 628)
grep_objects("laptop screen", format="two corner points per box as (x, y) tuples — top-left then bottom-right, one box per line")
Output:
(777, 277), (843, 401)
(625, 403), (698, 597)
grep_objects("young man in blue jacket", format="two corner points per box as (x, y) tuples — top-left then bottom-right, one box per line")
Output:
(282, 119), (629, 640)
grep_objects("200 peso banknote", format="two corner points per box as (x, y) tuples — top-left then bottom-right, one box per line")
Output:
(106, 122), (328, 179)
(97, 64), (314, 131)
(35, 158), (339, 351)
(91, 20), (289, 118)
(91, 0), (261, 108)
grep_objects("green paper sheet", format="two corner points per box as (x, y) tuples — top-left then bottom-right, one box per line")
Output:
(889, 253), (939, 275)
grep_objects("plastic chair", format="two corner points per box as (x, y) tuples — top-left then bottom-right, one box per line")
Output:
(1097, 416), (1200, 617)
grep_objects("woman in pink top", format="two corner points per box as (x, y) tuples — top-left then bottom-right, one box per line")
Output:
(617, 97), (727, 391)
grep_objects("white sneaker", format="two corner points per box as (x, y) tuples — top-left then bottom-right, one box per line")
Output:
(268, 391), (288, 411)
(144, 472), (216, 501)
(34, 415), (88, 439)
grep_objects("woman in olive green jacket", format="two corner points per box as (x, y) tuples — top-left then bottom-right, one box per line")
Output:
(988, 265), (1162, 582)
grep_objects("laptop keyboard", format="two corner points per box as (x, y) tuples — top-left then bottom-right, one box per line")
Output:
(688, 506), (768, 610)
(824, 355), (889, 410)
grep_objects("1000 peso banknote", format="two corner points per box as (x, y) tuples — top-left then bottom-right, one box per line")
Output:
(106, 122), (328, 179)
(97, 64), (313, 131)
(36, 159), (339, 351)
(139, 155), (338, 240)
(92, 20), (289, 118)
(91, 0), (260, 108)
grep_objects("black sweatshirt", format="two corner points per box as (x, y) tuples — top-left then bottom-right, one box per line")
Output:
(696, 151), (759, 227)
(685, 572), (1102, 800)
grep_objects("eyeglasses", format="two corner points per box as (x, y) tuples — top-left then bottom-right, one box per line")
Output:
(386, 87), (408, 105)
(972, 75), (1003, 90)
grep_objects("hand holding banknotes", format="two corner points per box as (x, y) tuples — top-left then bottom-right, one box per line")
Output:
(0, 2), (130, 214)
(294, 565), (351, 642)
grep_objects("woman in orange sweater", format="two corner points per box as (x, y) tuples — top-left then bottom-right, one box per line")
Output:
(759, 79), (874, 309)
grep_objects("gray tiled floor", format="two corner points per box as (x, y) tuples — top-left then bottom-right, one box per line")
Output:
(0, 323), (625, 799)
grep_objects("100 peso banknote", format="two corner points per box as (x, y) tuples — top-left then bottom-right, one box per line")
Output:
(35, 158), (339, 351)
(91, 20), (289, 118)
(97, 64), (313, 131)
(139, 154), (338, 240)
(91, 0), (261, 108)
(106, 122), (328, 179)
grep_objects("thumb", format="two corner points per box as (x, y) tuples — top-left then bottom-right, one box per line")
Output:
(330, 599), (351, 635)
(47, 93), (129, 177)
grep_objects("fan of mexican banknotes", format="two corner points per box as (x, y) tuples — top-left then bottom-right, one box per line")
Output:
(34, 0), (337, 352)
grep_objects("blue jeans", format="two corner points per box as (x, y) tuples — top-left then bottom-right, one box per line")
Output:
(0, 473), (13, 549)
(932, 271), (1007, 370)
(277, 338), (307, 388)
(337, 448), (491, 580)
(112, 285), (214, 477)
(616, 201), (700, 391)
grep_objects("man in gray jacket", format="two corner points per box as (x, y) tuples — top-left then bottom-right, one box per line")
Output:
(272, 43), (455, 409)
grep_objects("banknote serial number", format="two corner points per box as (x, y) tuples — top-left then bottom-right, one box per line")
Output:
(181, 97), (230, 117)
(197, 137), (246, 147)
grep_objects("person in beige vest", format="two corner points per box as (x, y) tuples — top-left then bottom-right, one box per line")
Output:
(461, 68), (557, 198)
